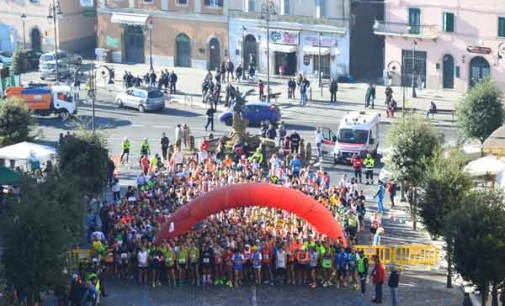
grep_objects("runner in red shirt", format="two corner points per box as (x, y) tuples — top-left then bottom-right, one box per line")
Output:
(351, 154), (363, 183)
(261, 242), (274, 285)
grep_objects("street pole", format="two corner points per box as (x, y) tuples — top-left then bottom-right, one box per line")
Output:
(318, 32), (322, 96)
(261, 1), (276, 103)
(21, 14), (26, 49)
(48, 0), (62, 83)
(402, 64), (405, 123)
(242, 26), (246, 80)
(411, 40), (417, 98)
(149, 22), (153, 71)
(92, 64), (96, 133)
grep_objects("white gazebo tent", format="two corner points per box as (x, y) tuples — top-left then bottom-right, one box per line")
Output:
(464, 155), (505, 189)
(0, 141), (56, 161)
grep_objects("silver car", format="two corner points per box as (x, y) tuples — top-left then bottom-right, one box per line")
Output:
(39, 61), (71, 80)
(39, 50), (82, 67)
(115, 87), (165, 112)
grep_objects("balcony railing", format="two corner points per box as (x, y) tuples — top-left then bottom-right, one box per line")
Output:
(229, 9), (348, 28)
(373, 20), (438, 40)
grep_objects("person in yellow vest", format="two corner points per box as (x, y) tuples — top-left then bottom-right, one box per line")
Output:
(363, 153), (375, 185)
(248, 147), (264, 165)
(120, 137), (130, 164)
(140, 137), (151, 157)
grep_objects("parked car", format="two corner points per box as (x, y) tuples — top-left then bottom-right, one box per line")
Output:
(39, 61), (71, 80)
(219, 101), (281, 127)
(115, 87), (165, 112)
(0, 51), (12, 67)
(22, 49), (43, 70)
(39, 50), (82, 67)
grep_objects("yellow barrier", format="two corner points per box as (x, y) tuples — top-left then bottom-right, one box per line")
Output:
(354, 245), (395, 264)
(394, 244), (439, 269)
(353, 244), (439, 269)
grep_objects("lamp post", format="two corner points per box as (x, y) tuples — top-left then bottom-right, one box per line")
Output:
(318, 32), (322, 96)
(261, 1), (276, 103)
(411, 40), (417, 98)
(242, 25), (246, 80)
(47, 0), (62, 83)
(147, 20), (154, 71)
(21, 14), (26, 49)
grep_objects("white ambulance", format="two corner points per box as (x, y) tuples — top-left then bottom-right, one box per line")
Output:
(320, 111), (380, 164)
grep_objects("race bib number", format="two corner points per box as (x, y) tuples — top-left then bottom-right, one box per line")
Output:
(120, 253), (128, 259)
(179, 259), (186, 264)
(264, 254), (269, 260)
(203, 258), (210, 264)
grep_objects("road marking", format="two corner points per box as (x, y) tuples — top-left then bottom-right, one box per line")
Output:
(251, 285), (258, 306)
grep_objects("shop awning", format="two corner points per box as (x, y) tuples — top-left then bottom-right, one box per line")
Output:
(303, 46), (331, 55)
(483, 125), (505, 156)
(111, 13), (149, 26)
(270, 44), (297, 53)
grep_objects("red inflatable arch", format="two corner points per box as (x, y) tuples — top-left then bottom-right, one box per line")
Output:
(156, 183), (347, 246)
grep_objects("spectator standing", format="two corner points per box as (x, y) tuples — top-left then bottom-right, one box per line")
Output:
(169, 71), (178, 94)
(299, 77), (310, 107)
(205, 106), (216, 132)
(226, 60), (234, 82)
(329, 78), (338, 103)
(288, 78), (296, 100)
(175, 124), (183, 152)
(386, 181), (397, 208)
(160, 132), (170, 161)
(357, 250), (369, 295)
(366, 83), (376, 108)
(314, 127), (323, 159)
(289, 131), (301, 154)
(371, 256), (386, 304)
(374, 180), (386, 214)
(351, 154), (363, 183)
(235, 64), (243, 82)
(388, 265), (400, 306)
(258, 80), (265, 101)
(183, 124), (191, 149)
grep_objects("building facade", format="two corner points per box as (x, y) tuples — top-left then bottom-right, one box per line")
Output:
(228, 0), (350, 79)
(97, 0), (229, 69)
(375, 0), (505, 92)
(0, 0), (96, 54)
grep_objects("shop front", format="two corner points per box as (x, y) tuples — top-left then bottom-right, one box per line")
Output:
(300, 34), (339, 79)
(269, 29), (299, 76)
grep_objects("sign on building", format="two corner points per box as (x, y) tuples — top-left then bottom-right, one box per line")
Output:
(270, 30), (299, 45)
(304, 36), (337, 48)
(80, 0), (94, 8)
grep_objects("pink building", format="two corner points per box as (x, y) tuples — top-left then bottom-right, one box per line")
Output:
(374, 0), (505, 92)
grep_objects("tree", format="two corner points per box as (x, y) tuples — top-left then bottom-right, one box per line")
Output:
(446, 190), (505, 306)
(0, 97), (36, 146)
(418, 150), (472, 288)
(1, 174), (84, 306)
(58, 130), (110, 195)
(10, 48), (28, 76)
(457, 79), (504, 147)
(387, 117), (443, 229)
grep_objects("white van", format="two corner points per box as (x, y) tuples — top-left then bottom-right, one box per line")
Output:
(321, 111), (380, 164)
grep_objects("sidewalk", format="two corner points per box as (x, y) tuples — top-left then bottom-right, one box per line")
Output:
(96, 61), (463, 125)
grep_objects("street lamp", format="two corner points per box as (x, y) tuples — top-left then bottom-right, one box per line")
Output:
(21, 14), (26, 49)
(318, 32), (322, 96)
(147, 20), (154, 72)
(47, 0), (62, 83)
(260, 1), (276, 103)
(411, 40), (417, 98)
(242, 25), (246, 80)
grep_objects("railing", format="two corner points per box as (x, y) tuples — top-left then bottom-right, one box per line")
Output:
(373, 20), (438, 39)
(229, 9), (348, 28)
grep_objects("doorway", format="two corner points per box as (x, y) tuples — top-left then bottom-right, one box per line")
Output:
(313, 54), (331, 79)
(243, 34), (257, 69)
(442, 54), (454, 89)
(30, 28), (41, 51)
(274, 52), (297, 76)
(124, 26), (145, 64)
(469, 56), (490, 88)
(208, 37), (220, 71)
(176, 33), (191, 67)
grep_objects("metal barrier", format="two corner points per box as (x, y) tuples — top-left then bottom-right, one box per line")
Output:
(354, 244), (439, 269)
(354, 245), (396, 265)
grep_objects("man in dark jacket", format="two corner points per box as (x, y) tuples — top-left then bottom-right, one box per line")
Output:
(330, 78), (338, 103)
(205, 106), (216, 132)
(169, 71), (178, 94)
(388, 265), (400, 306)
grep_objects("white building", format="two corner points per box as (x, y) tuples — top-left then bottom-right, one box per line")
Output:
(228, 0), (350, 80)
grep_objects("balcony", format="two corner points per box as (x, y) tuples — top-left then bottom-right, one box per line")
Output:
(373, 20), (438, 40)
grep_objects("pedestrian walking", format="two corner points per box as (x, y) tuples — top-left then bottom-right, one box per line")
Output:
(175, 124), (183, 152)
(374, 180), (386, 214)
(371, 256), (386, 304)
(205, 106), (216, 132)
(388, 265), (400, 306)
(287, 78), (296, 100)
(183, 124), (191, 149)
(386, 181), (397, 207)
(226, 60), (234, 82)
(258, 80), (265, 101)
(140, 137), (150, 157)
(160, 132), (170, 161)
(120, 137), (130, 164)
(364, 153), (375, 184)
(330, 78), (338, 103)
(366, 83), (376, 108)
(314, 127), (323, 159)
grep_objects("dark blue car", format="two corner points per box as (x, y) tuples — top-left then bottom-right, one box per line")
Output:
(219, 101), (281, 127)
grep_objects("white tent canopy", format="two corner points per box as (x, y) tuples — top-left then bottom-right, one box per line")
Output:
(464, 155), (505, 177)
(0, 141), (56, 161)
